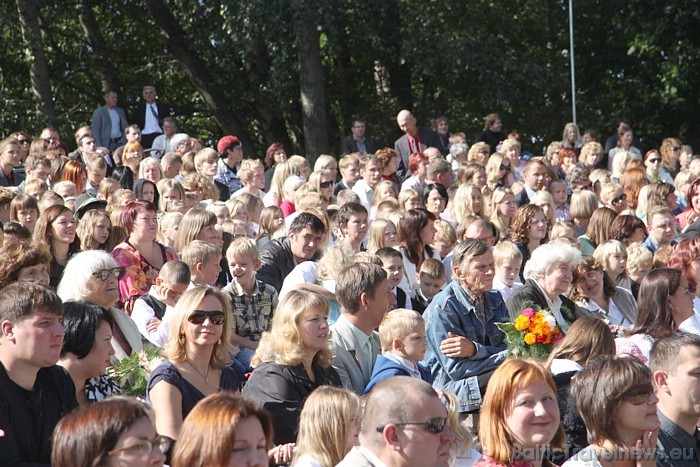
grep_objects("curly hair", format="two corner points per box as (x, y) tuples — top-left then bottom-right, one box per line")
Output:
(374, 147), (397, 169)
(509, 204), (544, 244)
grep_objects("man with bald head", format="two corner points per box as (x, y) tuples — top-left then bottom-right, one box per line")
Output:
(394, 110), (442, 181)
(337, 376), (455, 467)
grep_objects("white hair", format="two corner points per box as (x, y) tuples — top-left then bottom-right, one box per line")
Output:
(283, 175), (305, 192)
(523, 243), (581, 281)
(57, 250), (118, 302)
(170, 133), (191, 151)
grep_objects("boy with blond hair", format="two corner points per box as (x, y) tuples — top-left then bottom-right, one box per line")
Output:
(221, 237), (278, 368)
(412, 258), (445, 314)
(232, 158), (266, 199)
(334, 153), (360, 195)
(627, 242), (653, 299)
(431, 219), (457, 260)
(180, 240), (222, 287)
(364, 308), (432, 393)
(492, 241), (524, 302)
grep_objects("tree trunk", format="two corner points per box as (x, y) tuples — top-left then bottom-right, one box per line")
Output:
(76, 2), (120, 95)
(295, 0), (328, 167)
(141, 0), (255, 154)
(15, 0), (57, 127)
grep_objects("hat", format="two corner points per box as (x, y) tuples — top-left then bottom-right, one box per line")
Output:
(74, 197), (108, 220)
(217, 135), (241, 154)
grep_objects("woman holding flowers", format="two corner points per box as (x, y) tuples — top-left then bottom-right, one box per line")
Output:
(506, 243), (589, 335)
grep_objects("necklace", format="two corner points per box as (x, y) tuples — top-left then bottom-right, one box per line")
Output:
(187, 361), (210, 384)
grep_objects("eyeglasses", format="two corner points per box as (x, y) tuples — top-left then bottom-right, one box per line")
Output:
(624, 390), (654, 405)
(107, 435), (171, 457)
(376, 417), (448, 434)
(188, 310), (226, 325)
(92, 268), (122, 281)
(648, 158), (661, 164)
(611, 193), (627, 204)
(672, 146), (681, 152)
(16, 139), (29, 144)
(499, 165), (510, 172)
(319, 180), (334, 188)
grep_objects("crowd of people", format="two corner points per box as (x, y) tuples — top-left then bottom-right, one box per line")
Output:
(1, 88), (700, 467)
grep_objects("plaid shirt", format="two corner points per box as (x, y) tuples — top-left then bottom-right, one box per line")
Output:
(463, 286), (486, 341)
(222, 279), (278, 341)
(215, 158), (243, 195)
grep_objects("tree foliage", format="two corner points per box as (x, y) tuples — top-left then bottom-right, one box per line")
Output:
(1, 0), (699, 155)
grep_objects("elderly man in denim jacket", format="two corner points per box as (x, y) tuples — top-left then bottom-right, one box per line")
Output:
(422, 239), (509, 413)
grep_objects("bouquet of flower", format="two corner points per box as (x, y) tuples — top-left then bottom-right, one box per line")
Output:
(497, 307), (563, 358)
(107, 346), (163, 397)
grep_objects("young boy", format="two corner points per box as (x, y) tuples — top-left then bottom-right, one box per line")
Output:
(364, 308), (432, 393)
(548, 179), (570, 222)
(181, 240), (222, 287)
(376, 247), (412, 310)
(431, 219), (457, 260)
(221, 238), (279, 368)
(492, 241), (524, 302)
(334, 153), (360, 195)
(336, 202), (368, 253)
(131, 260), (191, 346)
(412, 258), (445, 314)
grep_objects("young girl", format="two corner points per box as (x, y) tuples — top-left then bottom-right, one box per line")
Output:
(158, 212), (183, 249)
(206, 201), (231, 225)
(593, 240), (630, 289)
(77, 210), (115, 252)
(398, 188), (421, 212)
(255, 206), (285, 250)
(531, 190), (556, 230)
(490, 187), (516, 240)
(10, 194), (39, 233)
(452, 183), (483, 224)
(366, 218), (398, 253)
(548, 179), (570, 222)
(156, 178), (187, 212)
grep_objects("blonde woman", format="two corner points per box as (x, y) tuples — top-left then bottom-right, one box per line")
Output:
(485, 152), (511, 190)
(147, 287), (240, 440)
(293, 386), (361, 467)
(452, 183), (484, 225)
(264, 160), (298, 207)
(611, 150), (631, 183)
(242, 290), (342, 445)
(467, 141), (490, 166)
(314, 154), (338, 179)
(366, 218), (398, 253)
(490, 187), (517, 240)
(561, 122), (583, 151)
(531, 190), (556, 229)
(308, 169), (336, 203)
(139, 157), (163, 184)
(500, 137), (523, 182)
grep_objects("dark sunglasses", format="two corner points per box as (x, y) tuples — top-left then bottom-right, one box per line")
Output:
(319, 180), (334, 188)
(499, 165), (510, 172)
(376, 417), (447, 434)
(188, 310), (226, 325)
(647, 158), (661, 164)
(17, 139), (29, 144)
(92, 267), (122, 281)
(611, 193), (627, 204)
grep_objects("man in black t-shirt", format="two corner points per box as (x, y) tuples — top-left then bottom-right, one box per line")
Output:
(0, 282), (78, 465)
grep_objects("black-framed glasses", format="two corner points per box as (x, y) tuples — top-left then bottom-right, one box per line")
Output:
(188, 310), (226, 325)
(92, 267), (122, 281)
(499, 165), (510, 172)
(319, 180), (334, 188)
(107, 435), (171, 457)
(648, 158), (661, 164)
(611, 193), (627, 204)
(376, 417), (447, 434)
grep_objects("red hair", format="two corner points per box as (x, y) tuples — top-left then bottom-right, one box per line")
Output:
(408, 152), (428, 174)
(668, 238), (700, 294)
(60, 160), (87, 194)
(120, 200), (157, 236)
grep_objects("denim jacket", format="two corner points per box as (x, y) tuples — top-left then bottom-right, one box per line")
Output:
(422, 281), (509, 412)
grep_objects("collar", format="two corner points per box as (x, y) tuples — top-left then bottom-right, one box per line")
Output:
(384, 352), (420, 376)
(230, 279), (261, 297)
(347, 321), (372, 348)
(658, 410), (700, 447)
(463, 286), (481, 304)
(524, 184), (537, 201)
(356, 446), (388, 467)
(533, 279), (562, 308)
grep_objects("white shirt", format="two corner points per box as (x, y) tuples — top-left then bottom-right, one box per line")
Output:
(152, 133), (172, 155)
(533, 280), (569, 333)
(384, 352), (421, 378)
(143, 103), (163, 134)
(279, 261), (319, 299)
(108, 108), (121, 138)
(352, 179), (374, 213)
(581, 297), (627, 326)
(232, 187), (266, 199)
(492, 278), (523, 303)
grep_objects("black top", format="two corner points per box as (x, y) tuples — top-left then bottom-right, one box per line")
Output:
(474, 129), (506, 152)
(242, 361), (341, 445)
(656, 411), (700, 467)
(549, 370), (587, 464)
(0, 363), (78, 466)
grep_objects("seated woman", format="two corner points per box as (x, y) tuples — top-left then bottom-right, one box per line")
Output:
(0, 241), (51, 289)
(147, 287), (241, 440)
(57, 250), (143, 360)
(475, 358), (564, 466)
(293, 386), (361, 467)
(570, 256), (637, 328)
(242, 290), (341, 445)
(396, 208), (437, 295)
(509, 204), (548, 279)
(172, 392), (273, 467)
(52, 396), (168, 467)
(618, 268), (695, 361)
(506, 242), (587, 335)
(58, 301), (120, 405)
(563, 356), (659, 466)
(545, 317), (616, 463)
(33, 205), (81, 288)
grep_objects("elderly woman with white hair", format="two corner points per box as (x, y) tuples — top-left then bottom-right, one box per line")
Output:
(57, 250), (143, 360)
(505, 242), (589, 335)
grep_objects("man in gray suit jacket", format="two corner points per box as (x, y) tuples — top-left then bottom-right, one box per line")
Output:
(337, 376), (455, 467)
(91, 90), (127, 151)
(394, 109), (442, 181)
(331, 262), (395, 395)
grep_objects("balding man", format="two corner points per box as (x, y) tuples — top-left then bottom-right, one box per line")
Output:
(338, 376), (455, 467)
(394, 110), (442, 181)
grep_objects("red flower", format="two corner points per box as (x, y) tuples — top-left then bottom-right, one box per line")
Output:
(536, 334), (545, 343)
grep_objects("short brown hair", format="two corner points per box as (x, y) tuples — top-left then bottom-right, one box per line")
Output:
(336, 262), (387, 314)
(0, 282), (62, 322)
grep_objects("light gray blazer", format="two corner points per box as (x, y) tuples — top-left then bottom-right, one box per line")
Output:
(337, 447), (383, 467)
(91, 105), (127, 147)
(330, 314), (380, 395)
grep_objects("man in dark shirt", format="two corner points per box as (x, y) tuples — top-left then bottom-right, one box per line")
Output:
(650, 332), (700, 467)
(0, 282), (78, 465)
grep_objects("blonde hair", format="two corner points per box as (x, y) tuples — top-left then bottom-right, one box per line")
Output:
(293, 386), (360, 467)
(371, 180), (398, 207)
(76, 210), (115, 251)
(397, 189), (420, 211)
(486, 152), (510, 189)
(452, 183), (483, 224)
(173, 208), (217, 253)
(433, 219), (456, 246)
(181, 240), (221, 269)
(238, 159), (264, 184)
(611, 151), (631, 179)
(569, 190), (598, 221)
(593, 239), (627, 272)
(225, 237), (259, 264)
(366, 218), (394, 254)
(157, 212), (183, 246)
(378, 308), (424, 353)
(550, 221), (575, 241)
(419, 257), (445, 280)
(138, 157), (163, 181)
(252, 290), (333, 368)
(162, 287), (233, 369)
(314, 155), (337, 172)
(269, 160), (298, 203)
(492, 240), (523, 268)
(194, 148), (218, 171)
(156, 178), (186, 212)
(490, 186), (515, 237)
(530, 190), (555, 222)
(288, 155), (310, 179)
(626, 242), (653, 271)
(317, 243), (354, 282)
(600, 182), (624, 205)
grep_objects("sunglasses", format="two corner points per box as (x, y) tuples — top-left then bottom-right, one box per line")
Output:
(319, 180), (334, 188)
(672, 146), (681, 151)
(499, 165), (510, 172)
(647, 158), (661, 164)
(92, 267), (122, 281)
(611, 193), (627, 204)
(188, 310), (226, 325)
(376, 417), (447, 434)
(17, 139), (29, 144)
